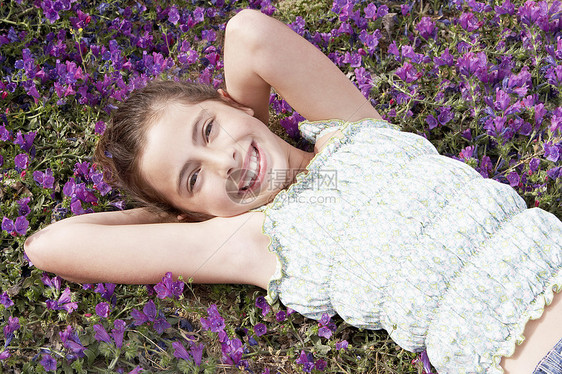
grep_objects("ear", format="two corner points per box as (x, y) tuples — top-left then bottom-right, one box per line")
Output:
(177, 213), (189, 222)
(217, 88), (230, 99)
(217, 89), (255, 116)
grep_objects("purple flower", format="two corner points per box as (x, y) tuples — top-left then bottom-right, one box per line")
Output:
(95, 302), (110, 318)
(315, 359), (327, 371)
(517, 1), (542, 26)
(154, 272), (184, 299)
(14, 153), (29, 170)
(60, 325), (86, 358)
(200, 304), (225, 333)
(280, 112), (304, 138)
(93, 324), (111, 343)
(459, 12), (483, 32)
(14, 216), (28, 236)
(275, 310), (286, 322)
(296, 350), (315, 373)
(364, 3), (377, 19)
(478, 155), (494, 178)
(190, 343), (204, 366)
(377, 4), (388, 18)
(0, 292), (13, 308)
(534, 103), (546, 125)
(1, 217), (14, 234)
(221, 337), (243, 365)
(143, 300), (157, 321)
(255, 296), (270, 316)
(2, 216), (29, 236)
(153, 317), (171, 334)
(111, 320), (126, 349)
(388, 41), (400, 57)
(33, 169), (55, 189)
(319, 313), (331, 326)
(414, 350), (434, 374)
(17, 197), (30, 216)
(544, 142), (561, 162)
(401, 4), (412, 15)
(336, 340), (349, 350)
(395, 62), (421, 83)
(457, 52), (488, 79)
(42, 274), (62, 290)
(495, 89), (511, 112)
(94, 283), (116, 301)
(131, 308), (149, 326)
(416, 17), (436, 40)
(94, 121), (106, 135)
(547, 167), (562, 180)
(168, 6), (180, 25)
(434, 48), (454, 67)
(128, 366), (144, 374)
(0, 125), (11, 141)
(4, 316), (19, 337)
(506, 172), (520, 187)
(530, 158), (540, 172)
(14, 131), (36, 152)
(0, 350), (10, 360)
(459, 146), (475, 160)
(173, 341), (192, 361)
(254, 323), (267, 337)
(40, 354), (57, 371)
(49, 288), (78, 313)
(495, 0), (515, 15)
(318, 326), (332, 339)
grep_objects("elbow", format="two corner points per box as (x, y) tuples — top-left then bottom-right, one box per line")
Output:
(225, 9), (267, 53)
(24, 225), (62, 274)
(24, 231), (47, 271)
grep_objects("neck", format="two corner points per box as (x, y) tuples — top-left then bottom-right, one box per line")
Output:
(288, 147), (314, 181)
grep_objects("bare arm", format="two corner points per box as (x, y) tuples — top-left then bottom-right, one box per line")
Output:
(24, 210), (275, 288)
(223, 9), (382, 125)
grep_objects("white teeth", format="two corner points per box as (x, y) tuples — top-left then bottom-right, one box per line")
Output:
(241, 147), (259, 190)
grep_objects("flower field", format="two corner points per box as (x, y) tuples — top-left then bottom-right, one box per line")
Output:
(1, 0), (561, 372)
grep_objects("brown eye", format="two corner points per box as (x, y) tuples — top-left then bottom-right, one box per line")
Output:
(189, 170), (200, 190)
(204, 121), (214, 142)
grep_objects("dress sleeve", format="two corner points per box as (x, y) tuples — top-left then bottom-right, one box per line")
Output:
(298, 119), (344, 144)
(298, 118), (399, 143)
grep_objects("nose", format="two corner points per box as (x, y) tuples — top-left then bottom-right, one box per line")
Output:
(200, 146), (238, 178)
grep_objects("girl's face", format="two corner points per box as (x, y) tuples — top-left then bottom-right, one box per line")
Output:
(139, 100), (305, 217)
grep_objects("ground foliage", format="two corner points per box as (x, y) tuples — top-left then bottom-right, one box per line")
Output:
(0, 0), (561, 372)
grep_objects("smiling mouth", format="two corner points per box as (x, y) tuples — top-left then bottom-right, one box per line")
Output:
(238, 144), (260, 193)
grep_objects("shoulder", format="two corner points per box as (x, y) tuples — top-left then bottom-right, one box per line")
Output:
(314, 129), (344, 153)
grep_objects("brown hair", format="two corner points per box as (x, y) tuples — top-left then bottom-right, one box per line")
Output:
(95, 80), (229, 222)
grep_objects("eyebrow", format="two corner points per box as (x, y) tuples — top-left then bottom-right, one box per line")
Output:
(177, 108), (205, 194)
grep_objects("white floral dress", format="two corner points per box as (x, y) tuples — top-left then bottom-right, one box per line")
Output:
(259, 118), (562, 374)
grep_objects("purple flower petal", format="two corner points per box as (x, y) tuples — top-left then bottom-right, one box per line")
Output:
(143, 300), (157, 322)
(336, 340), (349, 350)
(1, 217), (14, 234)
(318, 326), (332, 339)
(40, 354), (57, 371)
(111, 319), (126, 349)
(172, 341), (191, 361)
(131, 308), (149, 326)
(95, 302), (110, 318)
(190, 343), (204, 366)
(153, 317), (171, 334)
(254, 323), (267, 337)
(93, 324), (111, 343)
(14, 153), (29, 169)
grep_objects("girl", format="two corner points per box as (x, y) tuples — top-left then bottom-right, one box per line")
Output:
(24, 10), (561, 374)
